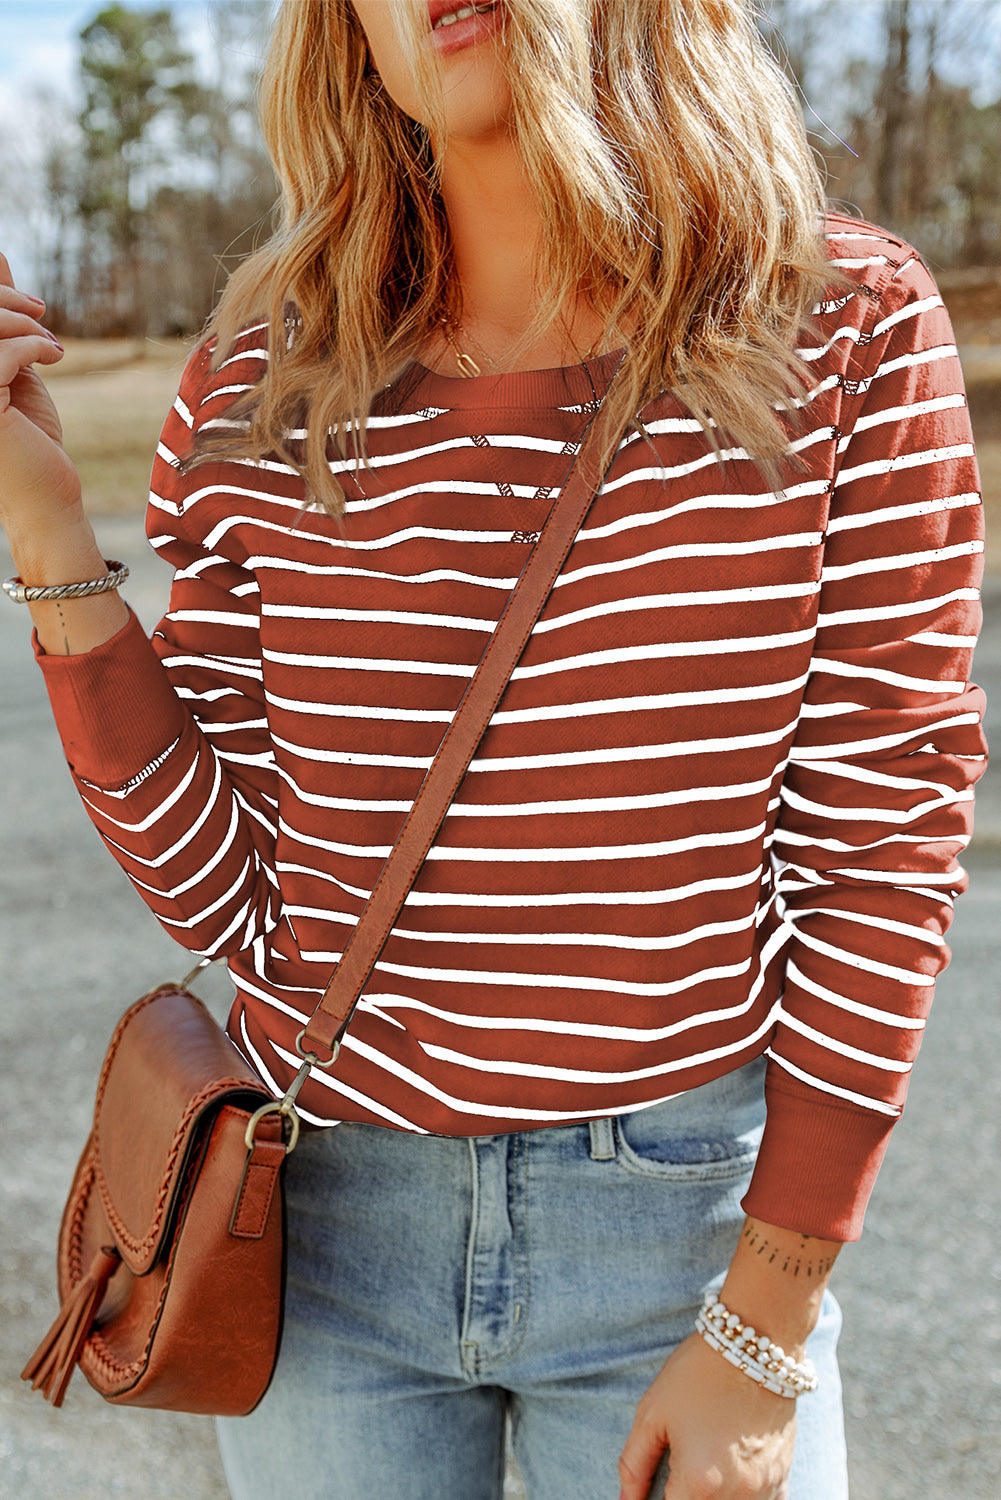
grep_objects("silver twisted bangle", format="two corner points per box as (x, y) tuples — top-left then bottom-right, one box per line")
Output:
(694, 1292), (819, 1399)
(2, 559), (129, 604)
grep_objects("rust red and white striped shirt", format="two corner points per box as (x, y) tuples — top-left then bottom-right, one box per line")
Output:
(38, 215), (987, 1238)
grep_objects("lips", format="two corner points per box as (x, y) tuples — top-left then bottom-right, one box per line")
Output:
(426, 1), (502, 56)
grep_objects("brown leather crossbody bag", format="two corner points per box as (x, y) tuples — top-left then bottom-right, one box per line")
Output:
(22, 354), (630, 1415)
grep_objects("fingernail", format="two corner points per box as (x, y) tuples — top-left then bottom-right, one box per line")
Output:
(24, 292), (46, 307)
(45, 332), (64, 351)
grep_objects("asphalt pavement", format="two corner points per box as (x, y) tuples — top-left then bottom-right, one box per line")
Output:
(0, 517), (998, 1500)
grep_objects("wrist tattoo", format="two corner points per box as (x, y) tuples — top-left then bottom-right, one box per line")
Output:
(57, 602), (70, 655)
(741, 1224), (838, 1279)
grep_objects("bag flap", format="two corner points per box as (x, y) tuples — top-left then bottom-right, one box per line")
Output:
(92, 984), (274, 1275)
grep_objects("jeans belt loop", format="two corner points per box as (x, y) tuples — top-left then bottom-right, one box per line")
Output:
(587, 1117), (616, 1161)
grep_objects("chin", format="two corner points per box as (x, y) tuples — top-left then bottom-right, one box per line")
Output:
(437, 82), (513, 146)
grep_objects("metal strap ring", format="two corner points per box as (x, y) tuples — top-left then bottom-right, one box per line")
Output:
(294, 1028), (341, 1068)
(243, 1100), (301, 1155)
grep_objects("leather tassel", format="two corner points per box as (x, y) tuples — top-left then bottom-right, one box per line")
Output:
(21, 1245), (121, 1407)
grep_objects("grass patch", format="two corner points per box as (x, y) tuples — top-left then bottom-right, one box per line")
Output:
(44, 339), (194, 516)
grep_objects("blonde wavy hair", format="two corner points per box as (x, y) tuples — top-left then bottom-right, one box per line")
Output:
(190, 0), (834, 511)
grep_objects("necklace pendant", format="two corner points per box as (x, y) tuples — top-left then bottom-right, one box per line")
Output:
(455, 350), (481, 378)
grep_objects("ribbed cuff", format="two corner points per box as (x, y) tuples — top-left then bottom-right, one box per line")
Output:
(741, 1065), (898, 1242)
(34, 607), (188, 786)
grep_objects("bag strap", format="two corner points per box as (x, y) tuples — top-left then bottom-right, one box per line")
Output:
(297, 351), (630, 1066)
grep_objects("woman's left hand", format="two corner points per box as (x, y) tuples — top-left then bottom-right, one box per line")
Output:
(618, 1330), (797, 1500)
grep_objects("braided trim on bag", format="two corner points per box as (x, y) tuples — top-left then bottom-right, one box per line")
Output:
(67, 1132), (207, 1386)
(64, 1157), (151, 1385)
(90, 985), (270, 1265)
(94, 1072), (265, 1262)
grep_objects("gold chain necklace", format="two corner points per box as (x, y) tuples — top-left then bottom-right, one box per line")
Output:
(437, 312), (599, 378)
(426, 313), (605, 514)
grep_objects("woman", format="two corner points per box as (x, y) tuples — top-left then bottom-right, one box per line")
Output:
(1, 2), (986, 1497)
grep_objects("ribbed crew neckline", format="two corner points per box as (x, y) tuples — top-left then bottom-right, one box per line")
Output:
(399, 345), (626, 410)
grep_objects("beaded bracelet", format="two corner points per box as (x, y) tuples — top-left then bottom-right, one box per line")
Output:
(694, 1292), (818, 1399)
(2, 559), (129, 604)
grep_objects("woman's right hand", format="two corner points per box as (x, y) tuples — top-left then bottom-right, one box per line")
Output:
(0, 252), (129, 655)
(0, 251), (84, 542)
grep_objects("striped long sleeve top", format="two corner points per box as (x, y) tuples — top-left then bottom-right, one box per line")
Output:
(37, 215), (987, 1239)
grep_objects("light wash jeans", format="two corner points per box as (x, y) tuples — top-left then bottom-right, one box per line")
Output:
(217, 1055), (848, 1500)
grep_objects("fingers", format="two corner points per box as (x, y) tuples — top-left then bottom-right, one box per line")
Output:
(0, 303), (65, 401)
(0, 253), (51, 323)
(0, 262), (63, 383)
(0, 333), (64, 389)
(618, 1423), (666, 1500)
(0, 305), (60, 342)
(1, 290), (47, 319)
(0, 252), (41, 307)
(5, 287), (48, 316)
(0, 338), (65, 419)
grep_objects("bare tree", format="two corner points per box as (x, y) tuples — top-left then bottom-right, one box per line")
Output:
(76, 3), (199, 336)
(876, 0), (912, 223)
(761, 0), (1001, 267)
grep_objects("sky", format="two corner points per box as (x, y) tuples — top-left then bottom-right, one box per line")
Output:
(0, 1), (269, 98)
(0, 0), (273, 280)
(0, 1), (203, 94)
